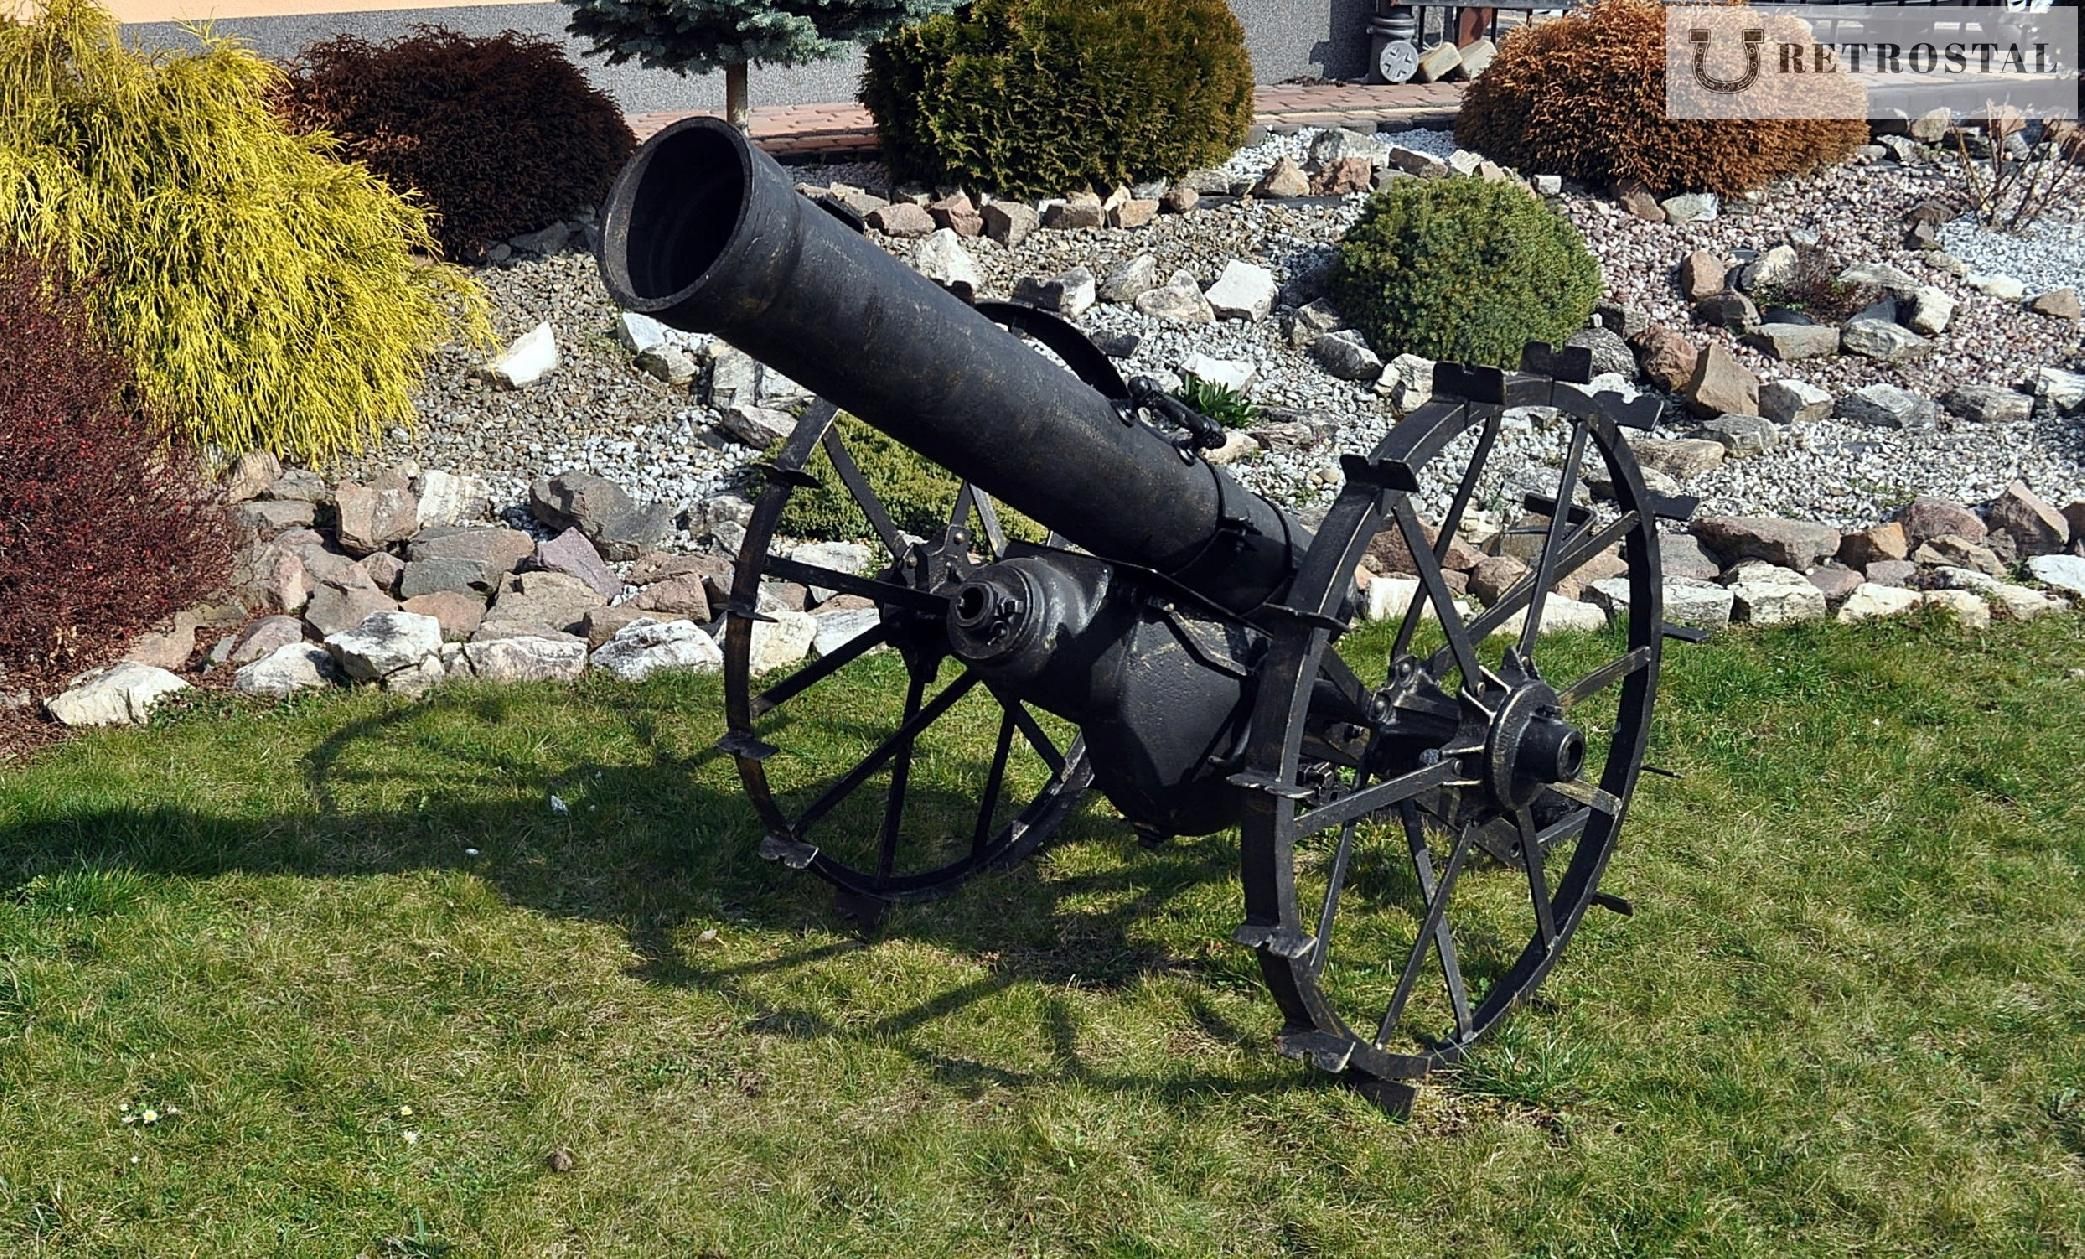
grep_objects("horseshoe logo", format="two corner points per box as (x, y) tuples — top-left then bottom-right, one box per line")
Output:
(1690, 27), (1764, 93)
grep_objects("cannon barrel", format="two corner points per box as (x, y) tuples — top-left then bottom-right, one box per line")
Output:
(596, 118), (1307, 613)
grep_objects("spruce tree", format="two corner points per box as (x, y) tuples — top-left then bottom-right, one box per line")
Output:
(564, 0), (958, 129)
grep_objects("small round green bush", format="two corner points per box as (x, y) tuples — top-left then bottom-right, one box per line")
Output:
(859, 0), (1254, 197)
(1330, 177), (1602, 368)
(778, 415), (1045, 544)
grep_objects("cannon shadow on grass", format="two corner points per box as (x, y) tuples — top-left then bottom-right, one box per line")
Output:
(0, 680), (1326, 1109)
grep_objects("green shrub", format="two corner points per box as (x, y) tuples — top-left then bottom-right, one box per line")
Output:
(0, 0), (486, 465)
(859, 0), (1253, 197)
(275, 27), (635, 259)
(1330, 177), (1601, 368)
(778, 415), (1046, 544)
(1174, 375), (1260, 430)
(1455, 0), (1866, 196)
(1754, 246), (1880, 322)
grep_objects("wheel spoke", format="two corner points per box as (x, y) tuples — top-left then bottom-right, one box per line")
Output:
(1390, 497), (1483, 694)
(751, 620), (891, 717)
(1316, 651), (1374, 724)
(760, 555), (947, 615)
(1378, 821), (1474, 1046)
(1394, 410), (1502, 661)
(971, 488), (1010, 559)
(1515, 808), (1558, 949)
(1558, 646), (1652, 708)
(796, 669), (981, 832)
(1518, 421), (1591, 657)
(1463, 511), (1640, 646)
(1293, 757), (1463, 841)
(999, 694), (1065, 775)
(972, 705), (1018, 855)
(821, 428), (908, 560)
(1546, 778), (1625, 817)
(1401, 802), (1472, 1037)
(1309, 764), (1370, 972)
(949, 481), (976, 533)
(874, 670), (931, 878)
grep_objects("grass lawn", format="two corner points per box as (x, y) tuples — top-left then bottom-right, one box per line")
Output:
(1, 612), (2082, 1256)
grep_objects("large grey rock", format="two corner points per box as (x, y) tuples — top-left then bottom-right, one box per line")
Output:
(717, 405), (796, 448)
(233, 642), (339, 697)
(231, 500), (317, 534)
(1631, 437), (1726, 481)
(224, 615), (307, 666)
(44, 663), (189, 727)
(334, 470), (419, 557)
(2035, 366), (2085, 413)
(1837, 582), (1922, 622)
(1014, 267), (1097, 317)
(1919, 588), (1992, 629)
(749, 609), (818, 673)
(1837, 383), (1934, 429)
(1565, 327), (1637, 380)
(1205, 261), (1279, 322)
(409, 526), (534, 578)
(1912, 535), (2006, 576)
(1660, 532), (1724, 581)
(1759, 378), (1833, 424)
(224, 450), (281, 503)
(400, 556), (495, 599)
(480, 570), (607, 638)
(1840, 318), (1931, 361)
(1308, 127), (1388, 168)
(1310, 331), (1384, 382)
(866, 202), (934, 237)
(1695, 515), (1841, 569)
(1942, 384), (2033, 424)
(529, 472), (671, 561)
(589, 618), (724, 681)
(785, 541), (873, 602)
(1676, 250), (1726, 301)
(1837, 261), (1921, 295)
(302, 575), (399, 637)
(1725, 562), (1828, 625)
(911, 228), (980, 300)
(1181, 353), (1257, 394)
(705, 346), (763, 409)
(1041, 192), (1105, 230)
(635, 344), (699, 387)
(1904, 286), (1954, 335)
(1379, 353), (1433, 413)
(400, 591), (485, 640)
(537, 528), (622, 599)
(1588, 575), (1734, 631)
(1099, 254), (1159, 304)
(1694, 413), (1778, 457)
(449, 634), (587, 683)
(1134, 279), (1214, 324)
(324, 611), (443, 683)
(982, 202), (1038, 247)
(810, 605), (883, 657)
(2026, 554), (2085, 597)
(1745, 323), (1840, 360)
(413, 470), (490, 529)
(1987, 481), (2069, 556)
(1899, 496), (1985, 547)
(1661, 192), (1718, 224)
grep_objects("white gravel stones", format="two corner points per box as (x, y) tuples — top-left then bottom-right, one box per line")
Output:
(589, 618), (723, 681)
(44, 662), (189, 727)
(325, 611), (443, 683)
(1942, 215), (2085, 297)
(1205, 260), (1279, 321)
(1837, 382), (1934, 428)
(1837, 582), (1923, 622)
(1759, 377), (1833, 423)
(481, 321), (559, 389)
(233, 642), (338, 697)
(749, 609), (817, 673)
(2027, 553), (2085, 597)
(912, 229), (981, 300)
(1726, 562), (1828, 625)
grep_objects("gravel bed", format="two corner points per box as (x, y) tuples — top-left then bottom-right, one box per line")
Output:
(361, 126), (2085, 549)
(1940, 205), (2085, 298)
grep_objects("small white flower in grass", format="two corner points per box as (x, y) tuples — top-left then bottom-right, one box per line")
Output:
(398, 1105), (414, 1118)
(463, 848), (480, 858)
(140, 1108), (159, 1125)
(402, 1130), (420, 1146)
(548, 794), (569, 816)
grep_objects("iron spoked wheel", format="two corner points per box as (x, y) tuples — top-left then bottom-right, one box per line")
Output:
(721, 397), (1094, 914)
(1235, 384), (1666, 1095)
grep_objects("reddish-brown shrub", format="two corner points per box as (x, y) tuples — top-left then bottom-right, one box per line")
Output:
(0, 254), (229, 695)
(274, 27), (636, 258)
(1456, 0), (1867, 196)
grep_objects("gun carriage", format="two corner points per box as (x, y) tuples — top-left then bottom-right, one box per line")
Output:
(598, 119), (1692, 1101)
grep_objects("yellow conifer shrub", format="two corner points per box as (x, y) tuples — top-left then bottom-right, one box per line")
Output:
(0, 0), (487, 463)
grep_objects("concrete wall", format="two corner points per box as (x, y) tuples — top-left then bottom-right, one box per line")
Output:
(120, 1), (1373, 116)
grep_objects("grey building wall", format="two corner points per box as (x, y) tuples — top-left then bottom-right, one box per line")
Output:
(123, 1), (1373, 116)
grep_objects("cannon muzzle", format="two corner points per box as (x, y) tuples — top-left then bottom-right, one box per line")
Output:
(596, 117), (1305, 613)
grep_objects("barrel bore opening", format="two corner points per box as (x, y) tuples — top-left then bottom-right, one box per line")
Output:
(602, 122), (749, 310)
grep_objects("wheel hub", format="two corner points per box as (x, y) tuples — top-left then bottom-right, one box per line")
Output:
(1485, 680), (1586, 809)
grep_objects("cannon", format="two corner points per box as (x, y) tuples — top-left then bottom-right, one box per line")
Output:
(598, 118), (1689, 1103)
